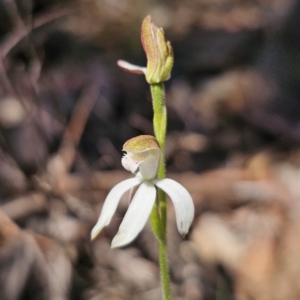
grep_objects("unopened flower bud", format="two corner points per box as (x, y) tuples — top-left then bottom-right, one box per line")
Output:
(117, 16), (174, 84)
(141, 16), (174, 84)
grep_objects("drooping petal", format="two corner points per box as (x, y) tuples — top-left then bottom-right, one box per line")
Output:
(154, 178), (194, 236)
(111, 181), (156, 248)
(91, 177), (142, 240)
(117, 60), (146, 75)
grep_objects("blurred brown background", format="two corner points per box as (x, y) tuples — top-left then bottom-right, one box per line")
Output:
(1, 0), (300, 299)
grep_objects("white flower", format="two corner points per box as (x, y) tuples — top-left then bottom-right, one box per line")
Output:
(91, 135), (194, 248)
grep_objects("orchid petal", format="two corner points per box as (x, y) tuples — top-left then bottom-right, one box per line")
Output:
(117, 60), (146, 75)
(154, 178), (194, 236)
(139, 149), (161, 180)
(91, 177), (142, 240)
(121, 153), (140, 174)
(111, 181), (156, 248)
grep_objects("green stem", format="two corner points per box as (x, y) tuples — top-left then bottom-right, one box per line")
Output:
(158, 188), (167, 234)
(149, 82), (171, 300)
(159, 239), (171, 300)
(150, 197), (163, 242)
(150, 83), (167, 160)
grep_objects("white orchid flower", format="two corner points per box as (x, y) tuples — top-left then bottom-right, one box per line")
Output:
(91, 135), (194, 248)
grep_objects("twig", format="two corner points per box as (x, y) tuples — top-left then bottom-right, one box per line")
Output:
(0, 6), (76, 58)
(0, 193), (47, 220)
(57, 84), (99, 172)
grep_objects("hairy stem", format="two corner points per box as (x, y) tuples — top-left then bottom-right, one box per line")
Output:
(159, 239), (171, 300)
(150, 82), (171, 300)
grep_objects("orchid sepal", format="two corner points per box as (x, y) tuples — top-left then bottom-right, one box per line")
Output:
(154, 178), (195, 236)
(111, 181), (156, 248)
(91, 177), (142, 240)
